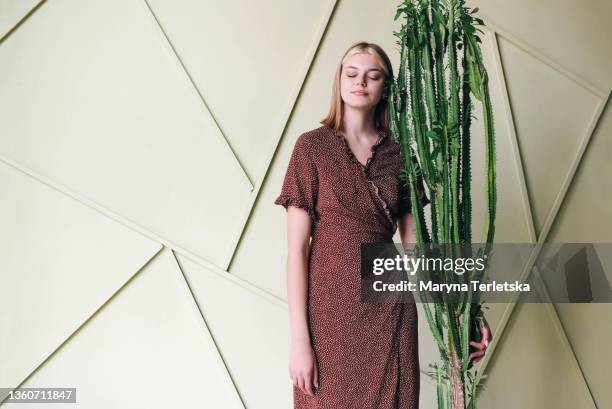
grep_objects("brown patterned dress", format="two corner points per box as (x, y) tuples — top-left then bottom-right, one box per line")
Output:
(274, 125), (430, 409)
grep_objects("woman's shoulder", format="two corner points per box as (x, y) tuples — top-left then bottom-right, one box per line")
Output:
(297, 125), (334, 143)
(294, 126), (335, 153)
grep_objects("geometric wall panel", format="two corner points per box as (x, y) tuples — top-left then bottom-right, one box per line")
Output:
(1, 249), (243, 408)
(548, 100), (612, 243)
(0, 160), (162, 390)
(554, 304), (612, 409)
(177, 253), (291, 409)
(547, 104), (612, 409)
(419, 376), (437, 408)
(469, 0), (612, 93)
(146, 0), (335, 182)
(477, 303), (596, 409)
(543, 100), (612, 402)
(497, 37), (602, 237)
(0, 0), (251, 269)
(467, 1), (611, 407)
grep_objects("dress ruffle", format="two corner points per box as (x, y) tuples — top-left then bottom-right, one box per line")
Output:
(333, 128), (396, 231)
(274, 194), (320, 222)
(367, 177), (397, 231)
(332, 127), (386, 170)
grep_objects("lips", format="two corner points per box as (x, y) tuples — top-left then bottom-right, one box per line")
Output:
(352, 91), (368, 96)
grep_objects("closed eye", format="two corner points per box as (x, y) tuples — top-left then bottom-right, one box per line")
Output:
(347, 73), (381, 80)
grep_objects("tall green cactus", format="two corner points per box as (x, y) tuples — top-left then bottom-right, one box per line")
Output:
(387, 1), (497, 408)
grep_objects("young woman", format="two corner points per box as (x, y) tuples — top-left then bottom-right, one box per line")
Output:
(274, 42), (490, 409)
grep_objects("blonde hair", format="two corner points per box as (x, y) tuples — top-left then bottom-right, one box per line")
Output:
(320, 41), (394, 133)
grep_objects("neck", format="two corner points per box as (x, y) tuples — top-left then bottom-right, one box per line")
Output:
(342, 105), (377, 138)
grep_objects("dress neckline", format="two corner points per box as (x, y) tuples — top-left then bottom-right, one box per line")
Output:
(332, 127), (388, 170)
(330, 126), (396, 229)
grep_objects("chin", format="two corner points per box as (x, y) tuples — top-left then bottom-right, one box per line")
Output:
(345, 99), (376, 110)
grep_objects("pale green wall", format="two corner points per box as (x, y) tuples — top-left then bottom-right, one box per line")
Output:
(0, 0), (609, 408)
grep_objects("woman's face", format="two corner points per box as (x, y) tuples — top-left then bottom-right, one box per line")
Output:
(340, 52), (385, 112)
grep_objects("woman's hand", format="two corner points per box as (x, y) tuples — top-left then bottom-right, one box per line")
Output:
(289, 339), (319, 396)
(469, 316), (492, 365)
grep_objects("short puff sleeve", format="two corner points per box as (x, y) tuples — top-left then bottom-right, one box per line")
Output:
(274, 134), (319, 221)
(398, 171), (431, 217)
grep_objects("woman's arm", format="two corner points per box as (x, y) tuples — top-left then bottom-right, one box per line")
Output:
(285, 206), (319, 396)
(286, 206), (313, 345)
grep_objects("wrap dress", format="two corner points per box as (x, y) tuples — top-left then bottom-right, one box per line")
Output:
(274, 125), (430, 409)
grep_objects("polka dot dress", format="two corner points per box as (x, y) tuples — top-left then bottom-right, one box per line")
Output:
(275, 125), (430, 409)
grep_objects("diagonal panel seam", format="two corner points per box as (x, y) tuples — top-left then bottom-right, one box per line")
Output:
(479, 13), (608, 100)
(140, 0), (254, 191)
(172, 247), (288, 310)
(485, 29), (537, 243)
(0, 0), (46, 44)
(536, 95), (609, 243)
(224, 0), (340, 271)
(531, 266), (602, 408)
(0, 245), (164, 405)
(0, 153), (239, 292)
(170, 250), (247, 409)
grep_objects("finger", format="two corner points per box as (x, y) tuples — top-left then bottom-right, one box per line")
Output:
(470, 350), (485, 361)
(298, 374), (306, 394)
(481, 323), (491, 346)
(474, 349), (487, 363)
(305, 371), (314, 396)
(470, 349), (485, 358)
(470, 340), (485, 349)
(313, 365), (319, 391)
